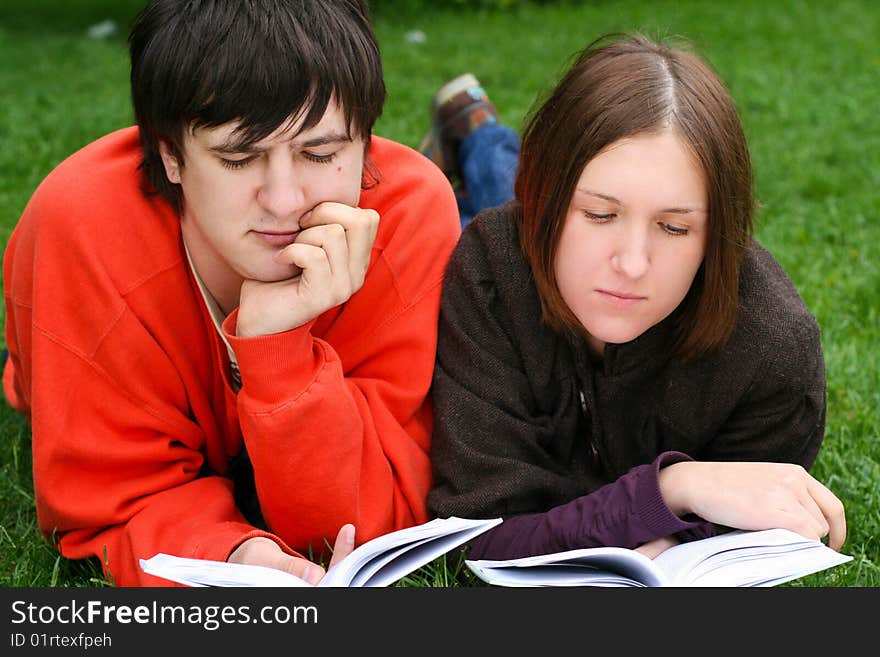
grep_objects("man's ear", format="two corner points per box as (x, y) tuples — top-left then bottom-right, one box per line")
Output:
(158, 141), (182, 184)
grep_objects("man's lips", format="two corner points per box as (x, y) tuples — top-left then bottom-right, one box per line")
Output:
(596, 289), (646, 308)
(251, 230), (300, 247)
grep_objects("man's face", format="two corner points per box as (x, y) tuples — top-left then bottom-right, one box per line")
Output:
(160, 100), (365, 310)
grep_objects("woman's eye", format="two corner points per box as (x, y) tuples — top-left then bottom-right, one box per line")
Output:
(583, 211), (615, 223)
(660, 222), (689, 236)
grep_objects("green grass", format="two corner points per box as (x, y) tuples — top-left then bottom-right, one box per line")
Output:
(1, 0), (878, 587)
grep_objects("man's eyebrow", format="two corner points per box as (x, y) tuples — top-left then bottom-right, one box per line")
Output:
(207, 131), (352, 154)
(294, 131), (352, 148)
(576, 188), (705, 214)
(207, 141), (260, 155)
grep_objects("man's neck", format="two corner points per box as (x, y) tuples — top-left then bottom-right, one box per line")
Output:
(181, 224), (242, 316)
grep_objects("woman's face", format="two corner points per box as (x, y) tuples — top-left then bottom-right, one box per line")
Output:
(554, 130), (708, 358)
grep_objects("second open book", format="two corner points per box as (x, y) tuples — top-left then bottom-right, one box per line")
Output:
(466, 526), (852, 587)
(140, 516), (851, 587)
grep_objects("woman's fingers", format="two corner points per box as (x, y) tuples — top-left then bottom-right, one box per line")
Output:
(805, 477), (847, 551)
(658, 461), (846, 550)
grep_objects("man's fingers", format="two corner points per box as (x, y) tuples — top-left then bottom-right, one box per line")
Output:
(299, 202), (375, 232)
(328, 524), (356, 570)
(275, 242), (333, 287)
(228, 537), (325, 585)
(299, 203), (379, 287)
(340, 209), (379, 286)
(280, 557), (325, 585)
(291, 223), (349, 278)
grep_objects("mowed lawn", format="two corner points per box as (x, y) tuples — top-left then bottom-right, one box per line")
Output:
(0, 0), (877, 587)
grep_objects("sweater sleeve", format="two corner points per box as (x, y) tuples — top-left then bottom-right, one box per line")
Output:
(3, 172), (301, 587)
(4, 308), (297, 587)
(466, 451), (716, 560)
(223, 173), (461, 560)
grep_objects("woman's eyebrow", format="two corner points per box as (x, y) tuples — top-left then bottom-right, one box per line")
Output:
(576, 188), (620, 204)
(661, 207), (707, 215)
(577, 188), (705, 214)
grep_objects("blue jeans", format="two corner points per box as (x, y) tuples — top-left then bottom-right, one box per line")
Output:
(456, 123), (520, 228)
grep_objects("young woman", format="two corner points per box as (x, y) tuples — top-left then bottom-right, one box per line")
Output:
(427, 33), (846, 561)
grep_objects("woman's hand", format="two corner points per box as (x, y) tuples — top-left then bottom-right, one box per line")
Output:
(635, 535), (680, 559)
(658, 461), (846, 550)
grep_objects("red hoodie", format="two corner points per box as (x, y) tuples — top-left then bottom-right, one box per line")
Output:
(3, 127), (460, 585)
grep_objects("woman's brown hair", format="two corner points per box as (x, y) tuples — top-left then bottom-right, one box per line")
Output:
(515, 33), (755, 361)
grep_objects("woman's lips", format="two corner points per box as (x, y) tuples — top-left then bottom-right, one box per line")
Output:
(596, 289), (646, 308)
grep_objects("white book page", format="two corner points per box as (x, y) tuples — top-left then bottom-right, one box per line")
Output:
(346, 525), (496, 587)
(678, 545), (852, 587)
(466, 546), (667, 587)
(342, 534), (439, 587)
(653, 528), (851, 586)
(682, 543), (812, 584)
(139, 554), (310, 587)
(466, 562), (648, 587)
(321, 516), (502, 587)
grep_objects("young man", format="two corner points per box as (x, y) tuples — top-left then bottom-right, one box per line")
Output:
(2, 0), (460, 586)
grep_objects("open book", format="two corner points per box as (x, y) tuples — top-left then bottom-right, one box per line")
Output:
(140, 516), (502, 587)
(465, 528), (852, 587)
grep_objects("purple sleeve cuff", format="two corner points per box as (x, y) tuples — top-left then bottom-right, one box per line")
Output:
(637, 451), (717, 541)
(465, 451), (716, 560)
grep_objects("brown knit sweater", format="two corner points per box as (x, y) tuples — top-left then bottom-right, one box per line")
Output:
(428, 201), (827, 540)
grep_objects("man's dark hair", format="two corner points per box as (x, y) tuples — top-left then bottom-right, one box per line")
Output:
(129, 0), (386, 213)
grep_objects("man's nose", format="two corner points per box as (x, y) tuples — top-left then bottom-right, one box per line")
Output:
(257, 158), (306, 219)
